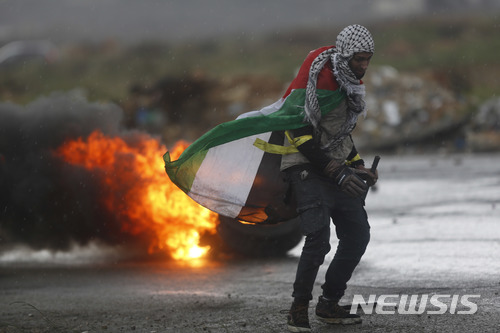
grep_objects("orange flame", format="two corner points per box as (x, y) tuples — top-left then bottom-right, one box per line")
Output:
(56, 130), (218, 261)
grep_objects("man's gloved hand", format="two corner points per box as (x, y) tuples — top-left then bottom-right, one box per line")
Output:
(323, 160), (368, 198)
(354, 165), (378, 187)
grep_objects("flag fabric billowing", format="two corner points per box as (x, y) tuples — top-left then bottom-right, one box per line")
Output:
(164, 46), (346, 223)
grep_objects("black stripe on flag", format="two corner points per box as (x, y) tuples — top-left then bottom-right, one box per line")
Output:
(237, 131), (298, 224)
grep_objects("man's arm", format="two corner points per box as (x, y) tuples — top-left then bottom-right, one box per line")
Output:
(345, 136), (365, 168)
(288, 125), (330, 170)
(287, 127), (369, 197)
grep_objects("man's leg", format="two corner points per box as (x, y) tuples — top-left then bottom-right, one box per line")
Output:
(288, 225), (331, 332)
(285, 167), (332, 332)
(285, 166), (333, 301)
(316, 195), (370, 324)
(322, 197), (370, 300)
(292, 225), (331, 301)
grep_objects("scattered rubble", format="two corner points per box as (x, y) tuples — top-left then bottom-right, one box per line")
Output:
(123, 66), (499, 153)
(121, 73), (284, 143)
(358, 65), (472, 152)
(466, 96), (500, 151)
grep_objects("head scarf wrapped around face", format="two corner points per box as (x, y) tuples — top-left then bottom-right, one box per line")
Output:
(304, 24), (374, 150)
(334, 24), (375, 92)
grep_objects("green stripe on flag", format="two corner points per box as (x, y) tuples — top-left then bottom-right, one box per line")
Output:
(164, 148), (208, 194)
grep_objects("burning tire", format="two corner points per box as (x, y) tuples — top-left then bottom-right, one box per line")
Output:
(216, 215), (303, 257)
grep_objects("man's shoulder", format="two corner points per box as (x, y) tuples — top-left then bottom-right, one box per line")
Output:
(282, 45), (338, 98)
(306, 45), (335, 60)
(298, 46), (338, 88)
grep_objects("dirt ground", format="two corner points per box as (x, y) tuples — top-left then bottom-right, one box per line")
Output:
(0, 255), (499, 333)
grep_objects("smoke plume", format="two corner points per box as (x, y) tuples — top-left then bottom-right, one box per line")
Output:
(0, 91), (146, 253)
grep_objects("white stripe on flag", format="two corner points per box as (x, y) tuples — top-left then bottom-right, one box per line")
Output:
(235, 98), (284, 119)
(189, 132), (272, 218)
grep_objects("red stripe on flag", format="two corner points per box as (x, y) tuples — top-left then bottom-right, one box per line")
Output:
(282, 46), (340, 99)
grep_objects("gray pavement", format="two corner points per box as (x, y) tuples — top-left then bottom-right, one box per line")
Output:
(1, 153), (500, 332)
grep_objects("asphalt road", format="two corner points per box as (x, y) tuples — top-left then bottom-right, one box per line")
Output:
(1, 257), (499, 333)
(1, 153), (500, 332)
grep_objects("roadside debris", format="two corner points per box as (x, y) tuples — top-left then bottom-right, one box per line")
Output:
(124, 66), (497, 153)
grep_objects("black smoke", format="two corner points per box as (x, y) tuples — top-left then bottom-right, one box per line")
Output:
(0, 92), (146, 253)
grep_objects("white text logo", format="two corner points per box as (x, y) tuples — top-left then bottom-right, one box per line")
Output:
(350, 294), (480, 315)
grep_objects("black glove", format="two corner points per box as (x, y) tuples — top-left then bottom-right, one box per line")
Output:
(354, 165), (378, 187)
(324, 160), (368, 198)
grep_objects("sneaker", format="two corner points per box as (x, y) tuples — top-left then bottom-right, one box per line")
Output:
(287, 299), (311, 332)
(315, 295), (362, 325)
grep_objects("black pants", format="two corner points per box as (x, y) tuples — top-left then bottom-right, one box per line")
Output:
(286, 165), (370, 301)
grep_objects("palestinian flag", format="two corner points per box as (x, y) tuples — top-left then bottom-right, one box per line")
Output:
(164, 46), (346, 224)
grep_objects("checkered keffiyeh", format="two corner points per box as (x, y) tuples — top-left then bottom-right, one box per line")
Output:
(334, 24), (375, 92)
(304, 24), (374, 151)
